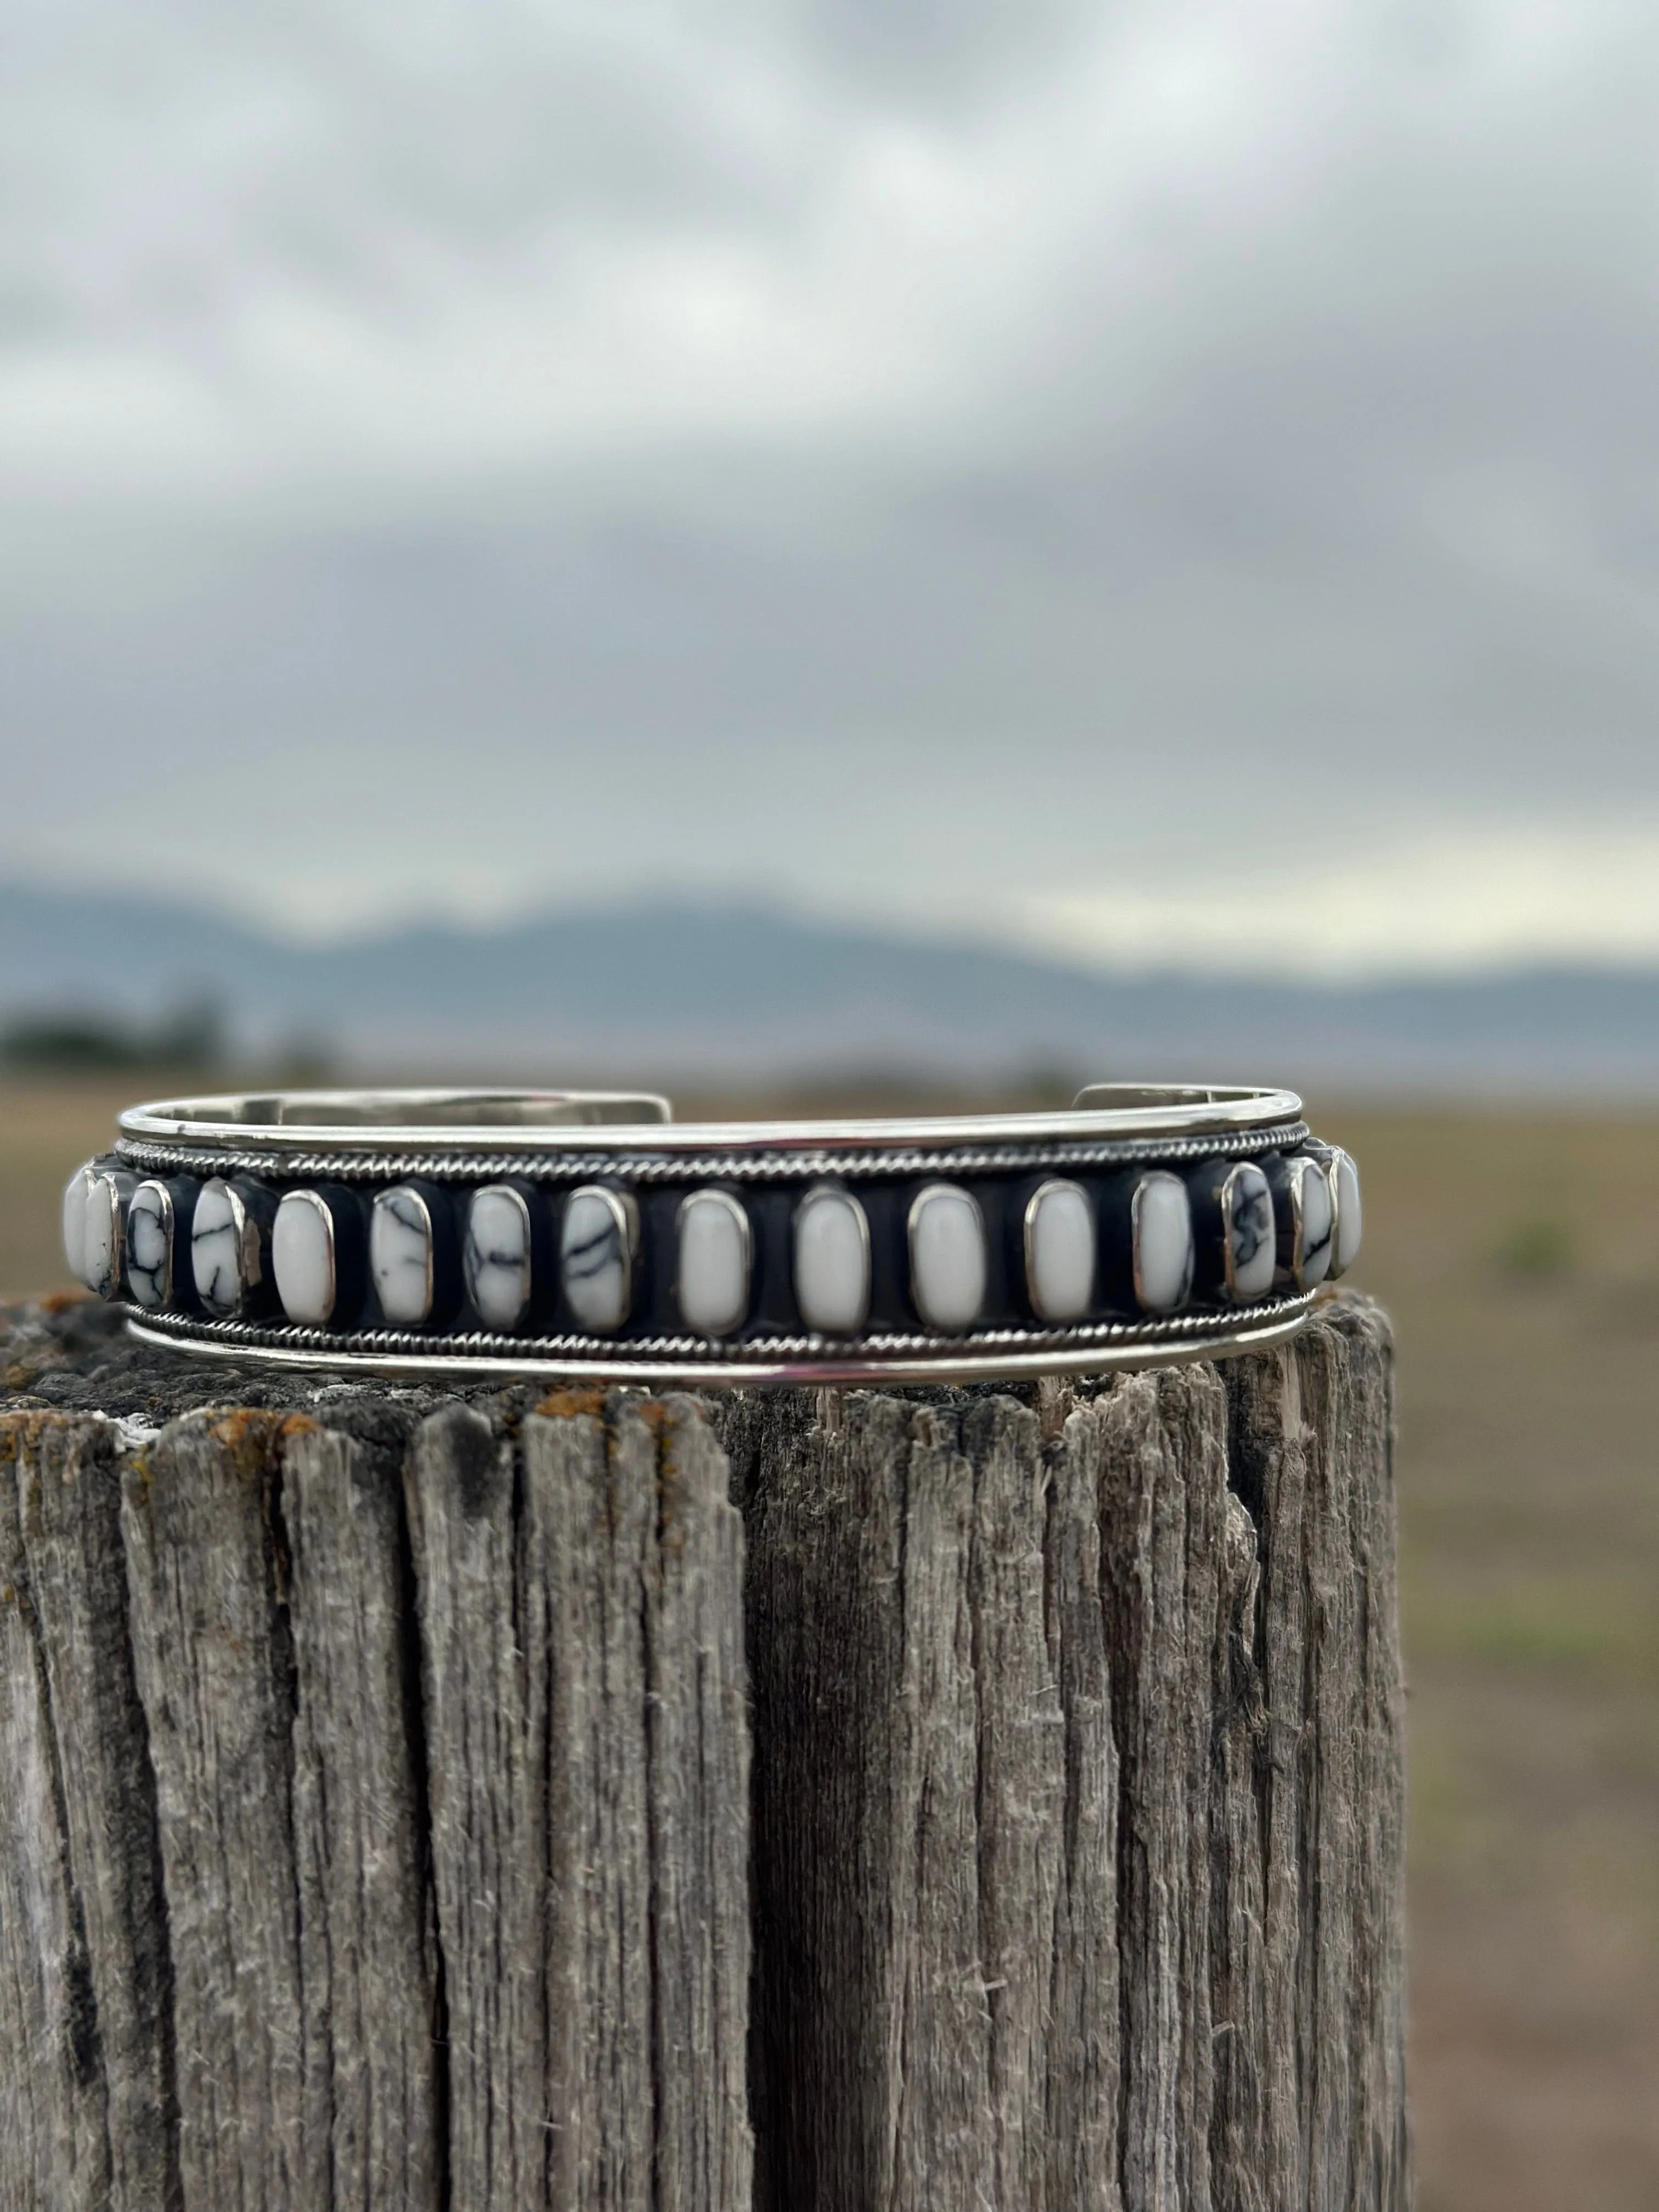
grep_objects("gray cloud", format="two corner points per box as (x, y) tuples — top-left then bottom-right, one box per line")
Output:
(3, 0), (1658, 958)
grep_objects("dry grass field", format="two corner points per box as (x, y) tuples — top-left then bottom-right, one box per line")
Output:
(3, 1075), (1657, 2210)
(1327, 1106), (1659, 2212)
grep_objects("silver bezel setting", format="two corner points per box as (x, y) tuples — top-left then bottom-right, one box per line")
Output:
(464, 1183), (534, 1332)
(1023, 1177), (1095, 1325)
(1327, 1149), (1361, 1280)
(126, 1179), (176, 1310)
(371, 1185), (436, 1327)
(1277, 1154), (1335, 1294)
(560, 1183), (639, 1334)
(191, 1175), (267, 1320)
(674, 1188), (754, 1341)
(791, 1182), (873, 1337)
(63, 1164), (95, 1288)
(86, 1169), (137, 1300)
(1218, 1161), (1276, 1307)
(1131, 1170), (1194, 1315)
(1282, 1156), (1308, 1291)
(275, 1188), (339, 1327)
(907, 1181), (988, 1334)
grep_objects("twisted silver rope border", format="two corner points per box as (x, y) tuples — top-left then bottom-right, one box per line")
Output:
(113, 1119), (1311, 1186)
(121, 1287), (1319, 1386)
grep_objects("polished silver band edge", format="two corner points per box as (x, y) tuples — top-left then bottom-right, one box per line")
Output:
(125, 1289), (1320, 1387)
(116, 1082), (1303, 1155)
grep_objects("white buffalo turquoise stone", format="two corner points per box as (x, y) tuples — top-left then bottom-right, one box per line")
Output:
(274, 1192), (337, 1325)
(793, 1187), (870, 1335)
(561, 1186), (634, 1332)
(62, 1164), (94, 1288)
(1025, 1178), (1094, 1322)
(371, 1187), (435, 1324)
(83, 1172), (132, 1299)
(1330, 1150), (1363, 1276)
(1132, 1172), (1193, 1313)
(191, 1178), (245, 1317)
(909, 1183), (987, 1332)
(1224, 1163), (1277, 1302)
(125, 1182), (174, 1310)
(676, 1190), (752, 1339)
(465, 1186), (532, 1329)
(1295, 1157), (1335, 1289)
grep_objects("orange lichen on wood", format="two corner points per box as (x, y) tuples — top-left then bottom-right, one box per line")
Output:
(533, 1386), (608, 1420)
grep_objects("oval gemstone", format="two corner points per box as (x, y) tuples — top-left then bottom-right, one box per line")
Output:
(1295, 1157), (1334, 1289)
(83, 1173), (130, 1300)
(1224, 1163), (1276, 1302)
(275, 1192), (337, 1325)
(191, 1177), (244, 1317)
(677, 1190), (751, 1339)
(793, 1187), (870, 1335)
(465, 1186), (532, 1329)
(126, 1182), (174, 1310)
(1025, 1179), (1094, 1323)
(561, 1186), (634, 1333)
(62, 1164), (94, 1287)
(371, 1187), (435, 1324)
(1132, 1172), (1193, 1313)
(1331, 1150), (1363, 1276)
(909, 1183), (987, 1332)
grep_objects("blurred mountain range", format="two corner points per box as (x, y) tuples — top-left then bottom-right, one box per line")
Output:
(3, 880), (1658, 1096)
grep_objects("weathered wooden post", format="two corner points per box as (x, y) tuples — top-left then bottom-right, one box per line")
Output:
(0, 1288), (1406, 2211)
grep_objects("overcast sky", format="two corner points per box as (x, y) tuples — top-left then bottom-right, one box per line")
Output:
(4, 0), (1659, 972)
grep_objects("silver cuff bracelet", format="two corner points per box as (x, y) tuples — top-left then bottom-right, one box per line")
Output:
(61, 1085), (1362, 1384)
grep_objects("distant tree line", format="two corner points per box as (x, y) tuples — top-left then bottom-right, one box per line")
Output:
(0, 1001), (225, 1072)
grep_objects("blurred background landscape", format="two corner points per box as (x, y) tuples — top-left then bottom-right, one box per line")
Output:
(5, 0), (1659, 2202)
(5, 1071), (1656, 2212)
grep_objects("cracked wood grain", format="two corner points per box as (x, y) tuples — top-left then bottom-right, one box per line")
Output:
(0, 1412), (177, 2212)
(1, 1290), (1404, 2211)
(732, 1294), (1408, 2212)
